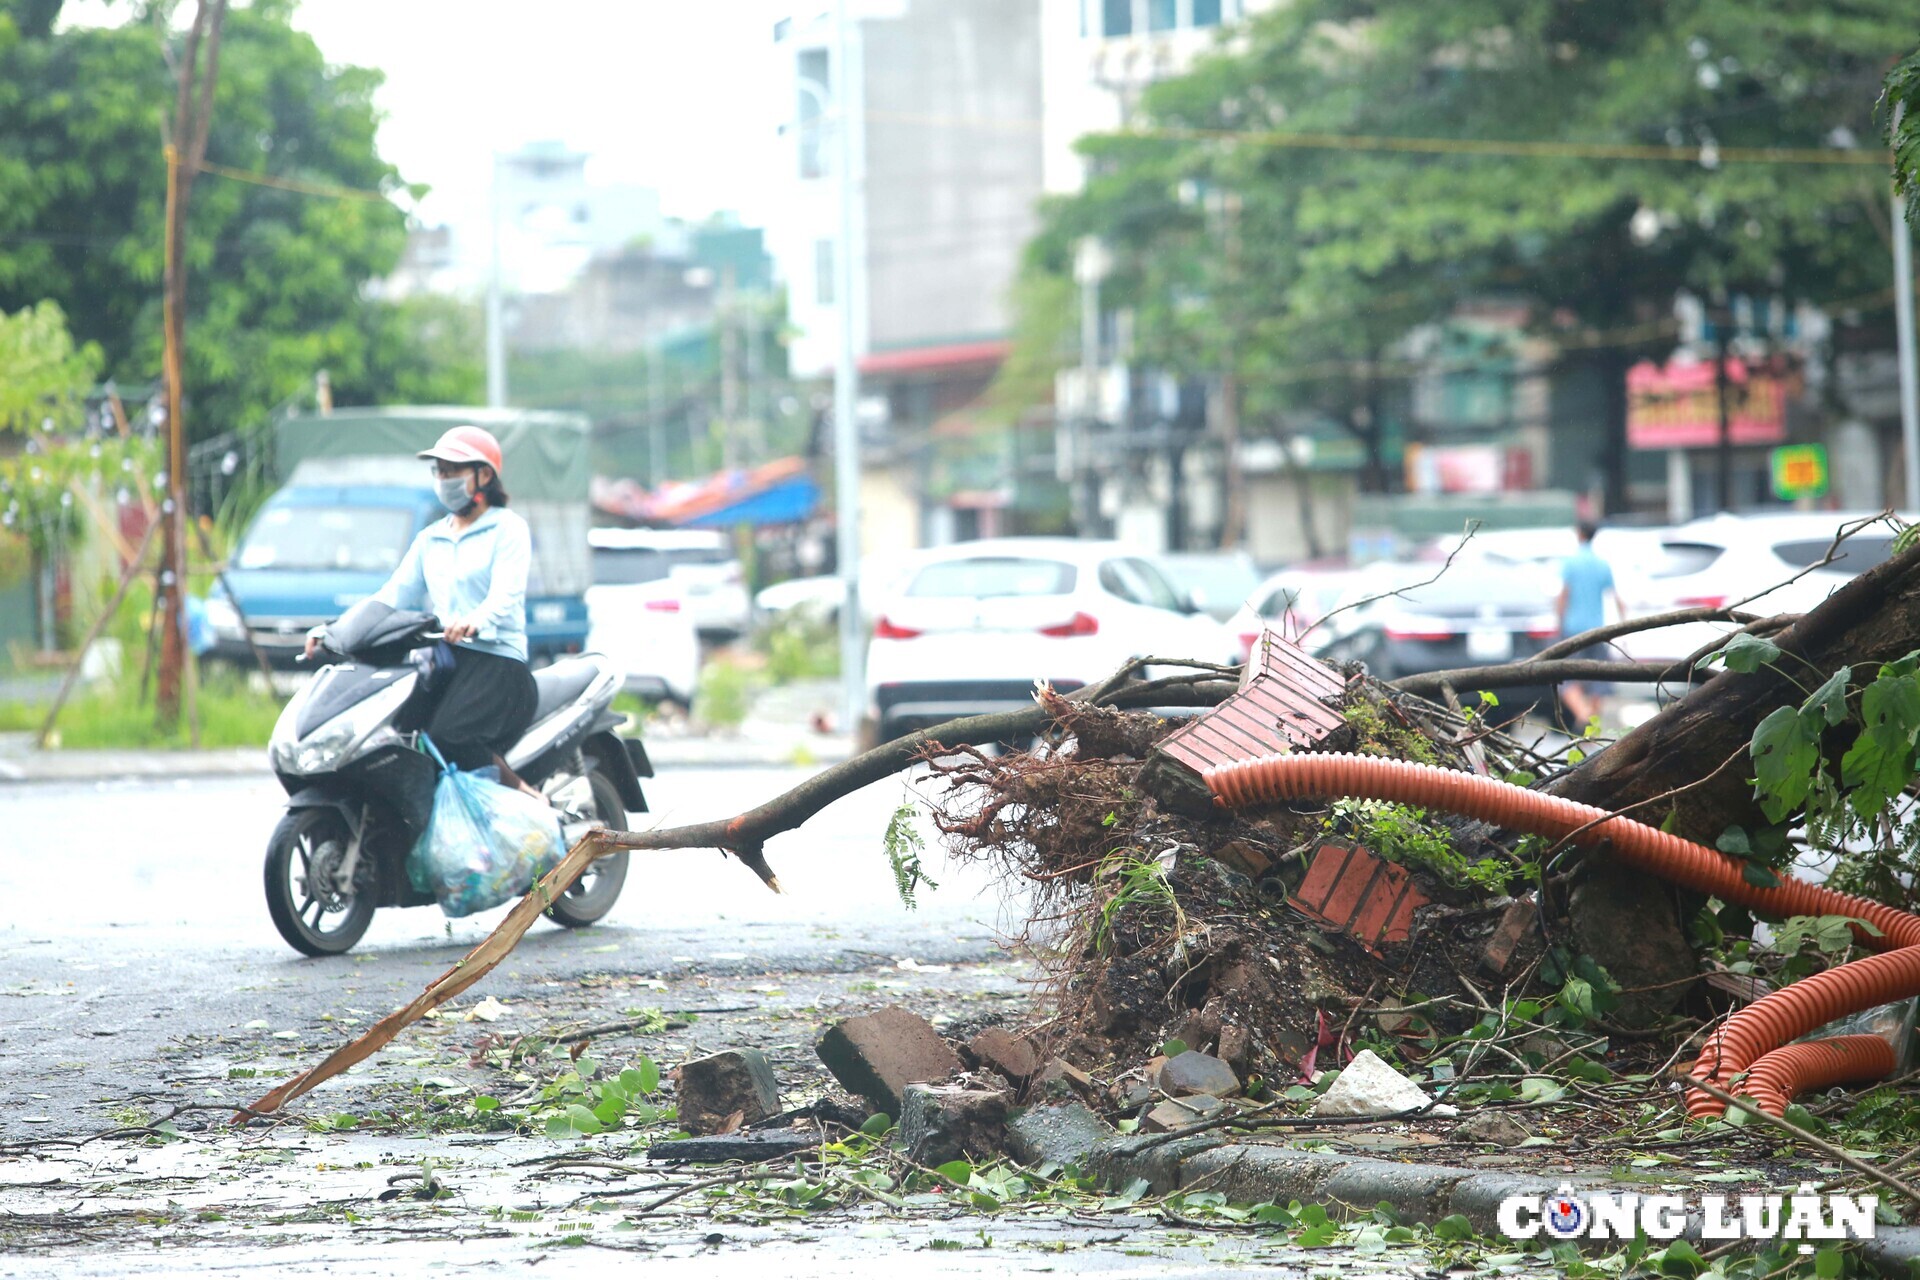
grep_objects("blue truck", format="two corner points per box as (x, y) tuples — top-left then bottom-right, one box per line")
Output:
(207, 407), (592, 668)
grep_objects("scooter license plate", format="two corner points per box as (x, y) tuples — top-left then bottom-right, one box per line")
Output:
(1466, 627), (1513, 662)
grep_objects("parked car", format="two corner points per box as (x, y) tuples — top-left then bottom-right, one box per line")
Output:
(584, 530), (701, 709)
(1614, 512), (1909, 663)
(1225, 561), (1364, 661)
(1314, 558), (1564, 720)
(864, 538), (1236, 742)
(1153, 550), (1263, 623)
(752, 551), (931, 628)
(590, 528), (751, 638)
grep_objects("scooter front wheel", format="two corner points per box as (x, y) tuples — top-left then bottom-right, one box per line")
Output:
(546, 769), (630, 929)
(265, 808), (376, 956)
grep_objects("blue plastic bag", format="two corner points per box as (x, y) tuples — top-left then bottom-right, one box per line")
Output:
(407, 737), (565, 918)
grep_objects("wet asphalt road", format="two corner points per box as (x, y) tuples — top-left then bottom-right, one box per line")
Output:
(0, 768), (1547, 1278)
(0, 765), (1021, 1142)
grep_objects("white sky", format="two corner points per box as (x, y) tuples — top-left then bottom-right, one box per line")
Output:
(66, 0), (794, 253)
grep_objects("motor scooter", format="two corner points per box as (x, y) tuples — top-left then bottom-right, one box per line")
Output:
(262, 598), (648, 956)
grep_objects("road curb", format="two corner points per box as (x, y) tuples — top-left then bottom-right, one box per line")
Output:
(1092, 1133), (1920, 1273)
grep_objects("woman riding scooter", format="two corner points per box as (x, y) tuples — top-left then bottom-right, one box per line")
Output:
(304, 424), (540, 794)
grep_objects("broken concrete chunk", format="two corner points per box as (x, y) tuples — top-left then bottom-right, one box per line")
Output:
(1155, 1050), (1240, 1098)
(966, 1027), (1040, 1083)
(1112, 1076), (1153, 1111)
(1311, 1049), (1456, 1118)
(673, 1049), (781, 1136)
(815, 1005), (963, 1119)
(1448, 1109), (1534, 1147)
(1028, 1057), (1095, 1102)
(1142, 1094), (1226, 1133)
(1005, 1100), (1114, 1166)
(1215, 1024), (1251, 1074)
(1479, 895), (1538, 977)
(899, 1082), (1011, 1164)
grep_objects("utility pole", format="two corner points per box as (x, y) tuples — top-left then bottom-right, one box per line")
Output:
(830, 0), (864, 736)
(646, 348), (666, 487)
(1713, 309), (1734, 514)
(157, 0), (227, 737)
(1071, 236), (1111, 537)
(719, 263), (741, 471)
(485, 152), (508, 408)
(1895, 105), (1920, 510)
(1217, 191), (1245, 549)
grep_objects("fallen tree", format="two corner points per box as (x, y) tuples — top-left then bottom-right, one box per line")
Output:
(249, 526), (1916, 1118)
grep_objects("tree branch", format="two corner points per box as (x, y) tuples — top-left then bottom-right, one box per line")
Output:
(242, 662), (1240, 1119)
(1390, 657), (1702, 698)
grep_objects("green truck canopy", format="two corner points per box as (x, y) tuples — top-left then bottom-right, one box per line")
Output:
(275, 407), (592, 596)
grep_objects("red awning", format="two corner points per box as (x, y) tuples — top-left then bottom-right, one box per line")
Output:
(856, 339), (1011, 377)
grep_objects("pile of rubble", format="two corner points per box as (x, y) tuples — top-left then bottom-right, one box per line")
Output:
(663, 636), (1577, 1165)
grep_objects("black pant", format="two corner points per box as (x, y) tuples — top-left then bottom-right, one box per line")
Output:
(407, 645), (538, 771)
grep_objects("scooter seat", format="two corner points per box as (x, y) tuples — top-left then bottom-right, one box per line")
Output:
(531, 658), (601, 723)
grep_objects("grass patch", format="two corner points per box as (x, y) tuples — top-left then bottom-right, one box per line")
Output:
(0, 665), (283, 749)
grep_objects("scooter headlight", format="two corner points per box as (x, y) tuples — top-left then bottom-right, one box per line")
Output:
(269, 676), (413, 776)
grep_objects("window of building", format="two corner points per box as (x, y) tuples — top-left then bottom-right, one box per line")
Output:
(1148, 0), (1176, 31)
(1192, 0), (1223, 25)
(1102, 0), (1132, 36)
(797, 48), (829, 180)
(814, 238), (835, 306)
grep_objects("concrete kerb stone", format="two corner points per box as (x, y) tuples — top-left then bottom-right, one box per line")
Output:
(1092, 1135), (1920, 1276)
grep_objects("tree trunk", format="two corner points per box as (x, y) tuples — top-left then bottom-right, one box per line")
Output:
(1541, 541), (1920, 1013)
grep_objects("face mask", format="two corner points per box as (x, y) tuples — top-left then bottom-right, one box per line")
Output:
(435, 473), (474, 513)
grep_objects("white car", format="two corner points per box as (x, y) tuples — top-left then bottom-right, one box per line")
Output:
(585, 530), (701, 709)
(864, 538), (1236, 741)
(592, 528), (752, 638)
(1224, 562), (1365, 662)
(1613, 512), (1909, 663)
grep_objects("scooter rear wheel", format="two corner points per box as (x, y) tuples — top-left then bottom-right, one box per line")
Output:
(546, 770), (630, 928)
(265, 808), (376, 956)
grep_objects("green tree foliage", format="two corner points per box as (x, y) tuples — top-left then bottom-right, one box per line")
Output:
(0, 300), (99, 433)
(1020, 0), (1912, 499)
(0, 0), (474, 442)
(1889, 46), (1920, 210)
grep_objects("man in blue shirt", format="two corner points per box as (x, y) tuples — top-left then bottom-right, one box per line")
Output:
(1557, 521), (1624, 728)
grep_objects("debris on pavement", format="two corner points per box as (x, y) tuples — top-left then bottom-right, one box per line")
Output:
(673, 1048), (783, 1135)
(815, 1004), (964, 1117)
(1311, 1048), (1454, 1118)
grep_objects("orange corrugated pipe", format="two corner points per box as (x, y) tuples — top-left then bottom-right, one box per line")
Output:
(1204, 752), (1920, 1117)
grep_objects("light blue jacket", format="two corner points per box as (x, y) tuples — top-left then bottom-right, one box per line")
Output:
(372, 507), (531, 661)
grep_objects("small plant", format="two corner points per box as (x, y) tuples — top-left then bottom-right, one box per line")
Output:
(757, 612), (840, 683)
(693, 657), (754, 730)
(1324, 799), (1511, 892)
(1092, 851), (1184, 954)
(883, 801), (938, 909)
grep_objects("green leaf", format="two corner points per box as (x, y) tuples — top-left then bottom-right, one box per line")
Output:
(617, 1068), (647, 1096)
(1657, 1238), (1708, 1276)
(1750, 705), (1820, 822)
(1518, 1076), (1567, 1104)
(1160, 1038), (1189, 1058)
(636, 1057), (661, 1096)
(1741, 861), (1782, 889)
(565, 1104), (604, 1135)
(1294, 1221), (1339, 1248)
(1716, 826), (1751, 856)
(860, 1113), (894, 1137)
(592, 1095), (626, 1126)
(472, 1095), (499, 1113)
(1714, 632), (1783, 674)
(1802, 666), (1853, 727)
(1432, 1213), (1475, 1242)
(545, 1115), (572, 1139)
(1252, 1203), (1296, 1226)
(1813, 1246), (1844, 1279)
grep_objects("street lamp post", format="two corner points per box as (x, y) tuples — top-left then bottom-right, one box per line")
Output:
(826, 0), (864, 736)
(485, 151), (507, 409)
(1895, 106), (1919, 509)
